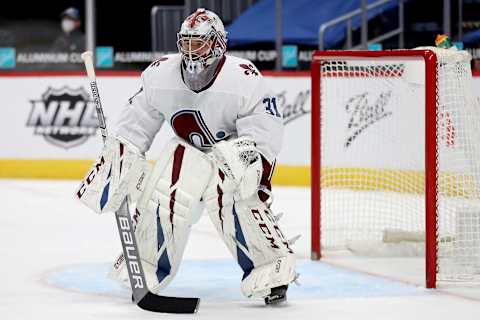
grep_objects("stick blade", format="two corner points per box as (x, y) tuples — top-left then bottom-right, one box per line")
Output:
(137, 292), (200, 314)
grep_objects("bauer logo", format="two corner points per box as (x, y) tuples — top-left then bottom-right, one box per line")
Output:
(27, 86), (98, 149)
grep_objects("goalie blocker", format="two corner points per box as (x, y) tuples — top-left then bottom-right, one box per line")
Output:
(76, 135), (150, 213)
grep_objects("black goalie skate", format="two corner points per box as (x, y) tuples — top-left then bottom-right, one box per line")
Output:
(264, 285), (288, 305)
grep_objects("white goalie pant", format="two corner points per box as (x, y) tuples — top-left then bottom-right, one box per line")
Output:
(111, 138), (214, 293)
(203, 170), (296, 299)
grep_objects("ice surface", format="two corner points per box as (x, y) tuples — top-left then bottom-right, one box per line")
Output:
(1, 180), (479, 319)
(45, 260), (426, 300)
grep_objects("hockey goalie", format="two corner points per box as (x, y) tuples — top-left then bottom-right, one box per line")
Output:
(76, 8), (297, 305)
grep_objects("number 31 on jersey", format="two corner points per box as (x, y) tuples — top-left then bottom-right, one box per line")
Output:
(263, 97), (281, 117)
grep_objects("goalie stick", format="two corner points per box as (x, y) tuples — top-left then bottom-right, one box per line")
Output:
(80, 51), (200, 314)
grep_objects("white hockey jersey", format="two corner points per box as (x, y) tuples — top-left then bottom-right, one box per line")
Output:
(115, 54), (283, 164)
(115, 54), (283, 163)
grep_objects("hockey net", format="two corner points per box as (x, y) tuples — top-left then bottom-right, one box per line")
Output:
(311, 48), (480, 288)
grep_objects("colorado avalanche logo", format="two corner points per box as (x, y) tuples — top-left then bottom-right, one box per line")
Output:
(170, 109), (228, 148)
(239, 64), (259, 76)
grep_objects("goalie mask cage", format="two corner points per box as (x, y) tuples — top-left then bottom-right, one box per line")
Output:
(310, 48), (480, 288)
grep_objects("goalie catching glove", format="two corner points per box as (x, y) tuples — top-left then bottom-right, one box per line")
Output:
(76, 135), (150, 214)
(211, 136), (263, 200)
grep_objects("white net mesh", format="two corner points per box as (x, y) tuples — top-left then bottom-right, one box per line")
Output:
(434, 48), (480, 280)
(317, 47), (480, 282)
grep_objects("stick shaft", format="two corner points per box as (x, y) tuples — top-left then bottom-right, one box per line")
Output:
(89, 81), (108, 143)
(115, 199), (149, 302)
(81, 51), (108, 143)
(79, 51), (199, 313)
(80, 50), (148, 303)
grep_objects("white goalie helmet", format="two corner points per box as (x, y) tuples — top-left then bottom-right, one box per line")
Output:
(177, 8), (227, 74)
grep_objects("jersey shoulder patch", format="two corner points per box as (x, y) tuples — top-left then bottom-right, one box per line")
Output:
(148, 56), (169, 68)
(142, 54), (182, 87)
(238, 63), (260, 77)
(216, 55), (264, 97)
(224, 55), (262, 78)
(146, 54), (180, 70)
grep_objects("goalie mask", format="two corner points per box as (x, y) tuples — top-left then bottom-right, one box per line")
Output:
(177, 8), (227, 75)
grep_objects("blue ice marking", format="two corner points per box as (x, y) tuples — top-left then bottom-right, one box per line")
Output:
(45, 259), (426, 301)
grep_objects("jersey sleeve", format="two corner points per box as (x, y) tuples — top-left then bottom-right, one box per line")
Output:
(236, 75), (284, 164)
(114, 72), (165, 154)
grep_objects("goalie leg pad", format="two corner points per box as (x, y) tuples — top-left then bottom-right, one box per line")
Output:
(241, 255), (296, 299)
(112, 138), (214, 293)
(203, 172), (296, 298)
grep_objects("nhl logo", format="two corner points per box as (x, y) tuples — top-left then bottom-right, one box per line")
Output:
(27, 86), (99, 149)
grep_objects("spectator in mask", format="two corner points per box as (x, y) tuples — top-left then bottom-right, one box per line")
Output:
(51, 7), (85, 53)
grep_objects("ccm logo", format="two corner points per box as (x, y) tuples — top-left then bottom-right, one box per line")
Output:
(76, 156), (105, 198)
(119, 216), (144, 289)
(251, 209), (294, 254)
(251, 208), (280, 249)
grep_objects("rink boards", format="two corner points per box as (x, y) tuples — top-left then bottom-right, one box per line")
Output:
(1, 71), (479, 186)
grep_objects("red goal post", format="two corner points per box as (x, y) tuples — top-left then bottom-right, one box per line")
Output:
(310, 49), (480, 289)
